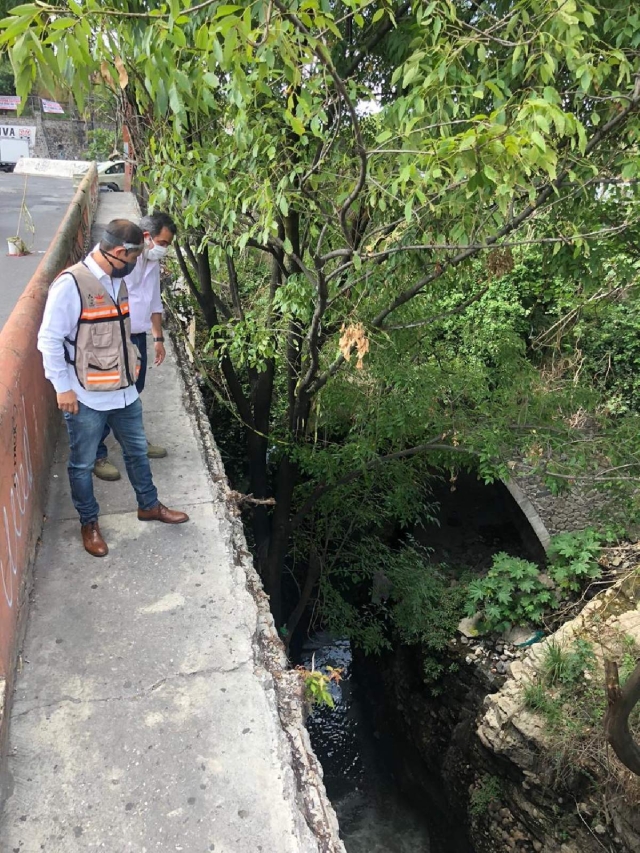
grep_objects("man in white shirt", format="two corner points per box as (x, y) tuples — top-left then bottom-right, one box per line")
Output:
(38, 218), (189, 557)
(94, 212), (177, 481)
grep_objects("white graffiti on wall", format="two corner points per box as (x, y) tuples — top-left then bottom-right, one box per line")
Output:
(1, 397), (34, 609)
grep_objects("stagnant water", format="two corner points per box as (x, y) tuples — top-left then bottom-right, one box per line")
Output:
(300, 634), (437, 853)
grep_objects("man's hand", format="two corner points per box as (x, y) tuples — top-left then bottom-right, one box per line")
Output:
(57, 390), (78, 415)
(154, 341), (166, 366)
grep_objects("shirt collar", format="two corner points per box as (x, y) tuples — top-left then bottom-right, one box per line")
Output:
(87, 246), (117, 288)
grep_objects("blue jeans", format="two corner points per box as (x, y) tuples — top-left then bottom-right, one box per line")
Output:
(96, 332), (147, 461)
(64, 397), (158, 525)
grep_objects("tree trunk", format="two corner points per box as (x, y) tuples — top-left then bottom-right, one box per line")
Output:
(284, 547), (322, 650)
(263, 453), (298, 627)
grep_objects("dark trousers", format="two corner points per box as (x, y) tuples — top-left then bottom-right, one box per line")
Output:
(96, 332), (147, 461)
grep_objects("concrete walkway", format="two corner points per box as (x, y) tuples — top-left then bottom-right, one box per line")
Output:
(0, 194), (339, 852)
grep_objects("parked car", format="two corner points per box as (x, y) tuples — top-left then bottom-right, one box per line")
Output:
(97, 159), (126, 191)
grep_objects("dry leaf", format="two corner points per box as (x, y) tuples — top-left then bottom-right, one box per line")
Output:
(339, 323), (369, 369)
(100, 60), (116, 91)
(114, 56), (129, 89)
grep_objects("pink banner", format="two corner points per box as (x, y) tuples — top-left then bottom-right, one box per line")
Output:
(0, 95), (21, 110)
(41, 99), (64, 114)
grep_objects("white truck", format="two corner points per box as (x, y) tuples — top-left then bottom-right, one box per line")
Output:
(0, 138), (30, 172)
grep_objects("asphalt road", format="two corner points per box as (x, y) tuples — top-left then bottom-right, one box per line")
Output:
(0, 172), (75, 331)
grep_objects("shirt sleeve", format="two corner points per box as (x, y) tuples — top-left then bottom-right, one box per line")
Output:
(148, 262), (163, 316)
(37, 273), (81, 394)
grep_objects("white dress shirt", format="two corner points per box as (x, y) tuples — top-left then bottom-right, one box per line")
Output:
(126, 253), (163, 334)
(37, 253), (139, 411)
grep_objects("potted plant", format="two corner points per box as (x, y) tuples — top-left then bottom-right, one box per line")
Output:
(7, 235), (30, 256)
(7, 175), (33, 256)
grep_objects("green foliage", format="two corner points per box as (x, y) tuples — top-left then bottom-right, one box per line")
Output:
(466, 553), (556, 632)
(467, 530), (610, 633)
(523, 681), (563, 728)
(523, 638), (603, 743)
(320, 536), (466, 672)
(619, 634), (640, 686)
(575, 286), (640, 416)
(547, 529), (604, 593)
(541, 639), (596, 688)
(469, 775), (503, 818)
(3, 0), (640, 640)
(83, 127), (116, 161)
(296, 661), (342, 711)
(0, 56), (15, 94)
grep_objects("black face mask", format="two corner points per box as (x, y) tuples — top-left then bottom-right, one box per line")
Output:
(101, 249), (136, 278)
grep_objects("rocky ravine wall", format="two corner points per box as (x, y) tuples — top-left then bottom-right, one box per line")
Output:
(474, 559), (640, 853)
(362, 551), (640, 853)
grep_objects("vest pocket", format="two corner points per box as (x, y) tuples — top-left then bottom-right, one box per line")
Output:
(85, 359), (122, 390)
(90, 324), (114, 348)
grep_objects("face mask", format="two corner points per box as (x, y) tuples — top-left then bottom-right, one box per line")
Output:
(146, 240), (169, 262)
(101, 249), (136, 278)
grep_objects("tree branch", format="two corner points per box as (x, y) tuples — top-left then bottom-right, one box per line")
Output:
(604, 659), (640, 776)
(272, 0), (368, 245)
(290, 439), (474, 530)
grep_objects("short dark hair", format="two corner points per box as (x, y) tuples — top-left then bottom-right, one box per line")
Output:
(139, 211), (177, 238)
(100, 219), (144, 251)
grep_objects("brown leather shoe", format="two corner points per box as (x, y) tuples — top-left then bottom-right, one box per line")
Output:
(81, 521), (108, 557)
(137, 502), (189, 524)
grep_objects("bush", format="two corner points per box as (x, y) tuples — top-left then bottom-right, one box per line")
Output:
(465, 552), (556, 632)
(84, 128), (117, 161)
(547, 529), (604, 592)
(465, 529), (607, 632)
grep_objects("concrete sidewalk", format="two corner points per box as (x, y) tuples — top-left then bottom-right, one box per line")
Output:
(0, 196), (341, 852)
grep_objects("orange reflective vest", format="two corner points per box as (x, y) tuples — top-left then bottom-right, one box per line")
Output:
(61, 261), (140, 391)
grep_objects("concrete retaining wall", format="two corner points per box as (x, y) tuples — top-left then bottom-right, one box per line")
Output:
(0, 164), (98, 743)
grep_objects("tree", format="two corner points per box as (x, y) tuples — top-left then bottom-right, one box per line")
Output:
(3, 0), (640, 629)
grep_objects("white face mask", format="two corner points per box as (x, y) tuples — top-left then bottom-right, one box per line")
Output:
(146, 239), (169, 261)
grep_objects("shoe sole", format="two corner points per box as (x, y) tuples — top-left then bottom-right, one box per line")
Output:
(146, 452), (168, 459)
(84, 547), (109, 557)
(137, 516), (189, 524)
(93, 470), (121, 481)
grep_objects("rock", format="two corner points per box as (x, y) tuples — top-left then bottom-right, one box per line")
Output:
(533, 842), (542, 852)
(474, 646), (484, 657)
(496, 660), (509, 675)
(536, 572), (556, 590)
(502, 626), (535, 646)
(458, 613), (484, 638)
(594, 824), (606, 835)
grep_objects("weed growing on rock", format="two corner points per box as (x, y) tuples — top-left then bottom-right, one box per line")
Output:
(296, 657), (343, 711)
(523, 634), (640, 796)
(469, 775), (503, 817)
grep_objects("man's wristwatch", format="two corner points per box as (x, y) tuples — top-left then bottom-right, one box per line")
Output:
(153, 336), (165, 343)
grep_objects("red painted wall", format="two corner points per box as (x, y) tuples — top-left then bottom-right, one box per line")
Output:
(0, 165), (98, 681)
